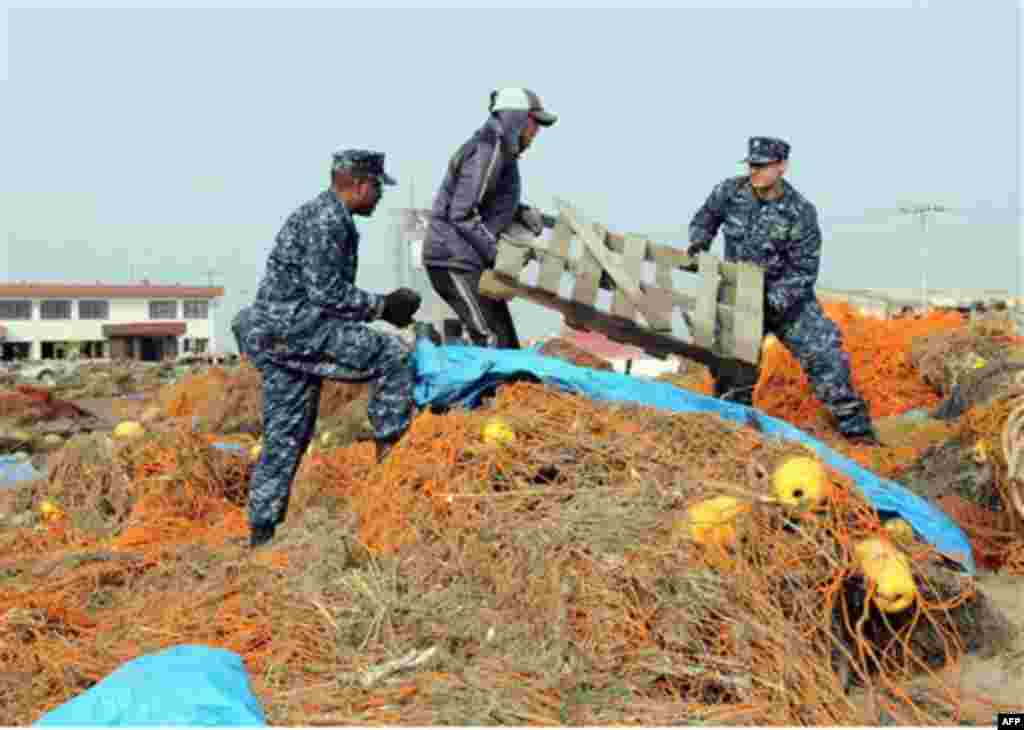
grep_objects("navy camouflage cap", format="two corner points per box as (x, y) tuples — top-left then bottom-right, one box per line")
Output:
(331, 149), (397, 186)
(741, 136), (791, 164)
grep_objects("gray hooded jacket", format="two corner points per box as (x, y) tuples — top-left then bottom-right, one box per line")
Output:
(422, 110), (530, 272)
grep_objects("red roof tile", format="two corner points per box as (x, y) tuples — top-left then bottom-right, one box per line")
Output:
(0, 282), (224, 299)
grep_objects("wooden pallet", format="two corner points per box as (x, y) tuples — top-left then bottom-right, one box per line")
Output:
(478, 201), (766, 367)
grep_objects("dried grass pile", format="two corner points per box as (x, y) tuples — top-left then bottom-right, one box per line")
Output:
(0, 386), (96, 426)
(157, 362), (369, 437)
(0, 381), (1013, 726)
(909, 327), (1022, 398)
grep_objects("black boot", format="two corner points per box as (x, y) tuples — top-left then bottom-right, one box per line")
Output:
(844, 425), (881, 447)
(375, 436), (400, 464)
(250, 524), (276, 549)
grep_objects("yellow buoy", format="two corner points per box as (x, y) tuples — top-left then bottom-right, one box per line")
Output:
(482, 418), (516, 446)
(39, 499), (64, 522)
(113, 421), (145, 440)
(685, 495), (751, 548)
(250, 443), (263, 461)
(772, 455), (831, 509)
(854, 537), (917, 614)
(883, 518), (915, 545)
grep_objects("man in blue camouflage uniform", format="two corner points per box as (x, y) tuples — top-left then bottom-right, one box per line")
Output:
(231, 150), (423, 548)
(422, 87), (557, 349)
(687, 137), (879, 444)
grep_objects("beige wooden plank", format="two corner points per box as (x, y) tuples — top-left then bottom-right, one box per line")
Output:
(731, 262), (765, 366)
(653, 247), (688, 338)
(692, 253), (722, 351)
(562, 206), (670, 331)
(482, 271), (729, 369)
(572, 243), (603, 309)
(537, 219), (573, 294)
(478, 270), (519, 301)
(612, 234), (644, 320)
(494, 241), (533, 279)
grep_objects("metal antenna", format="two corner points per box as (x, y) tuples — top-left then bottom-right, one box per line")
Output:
(896, 203), (951, 312)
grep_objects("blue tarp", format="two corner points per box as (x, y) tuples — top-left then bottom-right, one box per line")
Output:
(0, 454), (44, 488)
(211, 442), (249, 456)
(34, 645), (266, 727)
(412, 340), (977, 574)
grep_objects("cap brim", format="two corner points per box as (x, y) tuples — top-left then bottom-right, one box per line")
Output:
(741, 156), (780, 164)
(380, 172), (398, 186)
(531, 110), (558, 127)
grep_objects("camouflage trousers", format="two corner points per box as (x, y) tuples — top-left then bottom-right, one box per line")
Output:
(708, 297), (872, 436)
(231, 307), (416, 529)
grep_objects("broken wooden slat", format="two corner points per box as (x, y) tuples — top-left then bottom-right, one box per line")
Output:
(563, 206), (670, 332)
(692, 253), (722, 351)
(479, 270), (519, 301)
(732, 263), (765, 365)
(486, 269), (738, 367)
(537, 219), (574, 295)
(571, 239), (603, 309)
(494, 240), (532, 281)
(612, 234), (646, 320)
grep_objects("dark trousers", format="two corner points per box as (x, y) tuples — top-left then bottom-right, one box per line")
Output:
(426, 267), (521, 349)
(709, 298), (873, 436)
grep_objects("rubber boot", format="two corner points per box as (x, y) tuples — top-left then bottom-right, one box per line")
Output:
(250, 524), (276, 549)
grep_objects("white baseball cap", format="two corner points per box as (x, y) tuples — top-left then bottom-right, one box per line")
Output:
(489, 87), (558, 127)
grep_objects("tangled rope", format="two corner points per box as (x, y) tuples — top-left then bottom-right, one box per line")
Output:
(1000, 371), (1024, 524)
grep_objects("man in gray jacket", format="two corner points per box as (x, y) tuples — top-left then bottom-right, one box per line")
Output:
(422, 88), (557, 349)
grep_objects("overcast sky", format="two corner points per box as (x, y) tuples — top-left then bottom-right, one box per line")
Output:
(2, 1), (1020, 351)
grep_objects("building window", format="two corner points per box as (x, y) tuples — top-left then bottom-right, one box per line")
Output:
(0, 300), (32, 320)
(149, 300), (178, 319)
(183, 300), (209, 319)
(79, 300), (110, 320)
(40, 341), (73, 359)
(183, 338), (209, 354)
(79, 341), (106, 358)
(40, 300), (72, 320)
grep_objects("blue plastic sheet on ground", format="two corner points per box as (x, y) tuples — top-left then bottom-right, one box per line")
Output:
(412, 340), (977, 575)
(34, 645), (266, 727)
(0, 454), (44, 489)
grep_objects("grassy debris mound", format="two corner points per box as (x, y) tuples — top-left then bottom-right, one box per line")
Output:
(909, 327), (1022, 399)
(158, 362), (369, 438)
(0, 381), (1015, 725)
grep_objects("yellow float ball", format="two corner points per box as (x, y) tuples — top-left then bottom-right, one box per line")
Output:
(772, 455), (831, 509)
(854, 537), (917, 614)
(482, 418), (516, 446)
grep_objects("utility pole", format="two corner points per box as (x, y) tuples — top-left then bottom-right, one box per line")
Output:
(897, 203), (949, 312)
(203, 268), (221, 287)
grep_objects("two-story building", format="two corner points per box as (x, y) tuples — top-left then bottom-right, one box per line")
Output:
(0, 281), (225, 362)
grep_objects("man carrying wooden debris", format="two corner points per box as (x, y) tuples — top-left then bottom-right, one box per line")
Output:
(231, 150), (423, 549)
(687, 136), (879, 445)
(421, 87), (557, 349)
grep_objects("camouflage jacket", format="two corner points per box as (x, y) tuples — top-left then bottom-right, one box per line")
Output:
(251, 190), (384, 338)
(688, 176), (822, 323)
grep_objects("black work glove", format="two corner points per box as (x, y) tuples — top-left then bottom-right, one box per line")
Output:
(516, 204), (546, 237)
(381, 288), (421, 328)
(683, 243), (704, 272)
